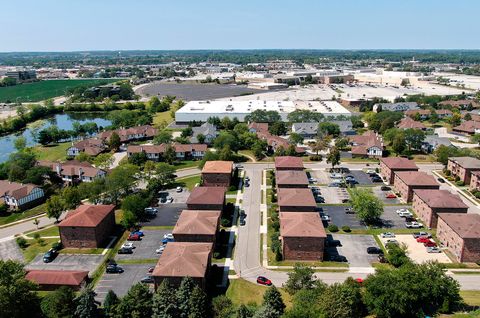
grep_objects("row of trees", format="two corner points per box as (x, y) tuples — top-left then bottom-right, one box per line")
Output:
(383, 128), (426, 155)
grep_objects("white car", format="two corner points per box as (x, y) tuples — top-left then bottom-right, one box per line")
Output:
(321, 215), (330, 221)
(176, 187), (183, 193)
(396, 208), (409, 214)
(398, 211), (413, 218)
(406, 221), (424, 229)
(385, 239), (399, 245)
(166, 197), (174, 203)
(366, 169), (376, 174)
(156, 246), (165, 254)
(380, 232), (395, 238)
(163, 233), (174, 240)
(427, 247), (441, 253)
(121, 243), (134, 249)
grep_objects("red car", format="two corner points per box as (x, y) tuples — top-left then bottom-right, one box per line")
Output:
(147, 266), (155, 273)
(424, 240), (437, 247)
(127, 234), (141, 241)
(355, 278), (364, 285)
(257, 276), (272, 286)
(416, 237), (431, 243)
(385, 193), (397, 199)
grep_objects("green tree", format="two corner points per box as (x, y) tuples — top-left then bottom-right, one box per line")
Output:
(176, 277), (196, 318)
(404, 128), (426, 151)
(0, 260), (40, 318)
(350, 188), (383, 224)
(181, 126), (193, 138)
(40, 286), (76, 318)
(289, 133), (304, 145)
(196, 133), (206, 144)
(212, 295), (234, 318)
(318, 122), (340, 137)
(262, 286), (285, 317)
(392, 133), (406, 154)
(188, 286), (210, 318)
(252, 141), (266, 160)
(429, 110), (439, 123)
(449, 113), (462, 127)
(14, 136), (27, 152)
(75, 288), (98, 318)
(269, 122), (287, 136)
(163, 144), (177, 165)
(335, 137), (349, 150)
(284, 263), (316, 295)
(152, 280), (178, 318)
(464, 113), (472, 121)
(214, 131), (239, 151)
(316, 278), (365, 318)
(236, 304), (254, 318)
(108, 132), (121, 151)
(105, 164), (139, 204)
(93, 153), (114, 170)
(45, 195), (65, 222)
(129, 152), (148, 166)
(471, 134), (480, 145)
(103, 290), (119, 318)
(122, 194), (148, 221)
(154, 130), (173, 144)
(116, 283), (153, 318)
(326, 146), (341, 168)
(62, 186), (82, 209)
(386, 243), (411, 268)
(121, 209), (137, 229)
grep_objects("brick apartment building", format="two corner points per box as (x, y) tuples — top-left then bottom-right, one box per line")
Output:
(469, 171), (480, 192)
(186, 187), (226, 210)
(412, 190), (468, 228)
(280, 212), (326, 260)
(277, 188), (317, 212)
(393, 171), (440, 202)
(275, 170), (309, 188)
(172, 210), (221, 243)
(152, 242), (213, 289)
(437, 213), (480, 263)
(274, 156), (304, 171)
(447, 157), (480, 185)
(201, 161), (233, 187)
(25, 270), (89, 291)
(58, 205), (116, 248)
(379, 157), (419, 185)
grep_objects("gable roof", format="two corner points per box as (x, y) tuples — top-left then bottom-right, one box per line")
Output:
(173, 210), (221, 236)
(292, 122), (318, 135)
(26, 270), (89, 286)
(280, 212), (326, 238)
(274, 156), (304, 170)
(394, 171), (439, 187)
(202, 161), (233, 174)
(397, 117), (426, 130)
(0, 180), (39, 200)
(59, 204), (115, 227)
(187, 187), (226, 206)
(413, 190), (468, 209)
(152, 242), (213, 277)
(438, 213), (480, 238)
(380, 157), (419, 170)
(449, 157), (480, 169)
(277, 188), (316, 207)
(453, 120), (480, 134)
(248, 122), (269, 134)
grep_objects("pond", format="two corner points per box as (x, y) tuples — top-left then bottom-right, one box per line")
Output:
(0, 113), (111, 163)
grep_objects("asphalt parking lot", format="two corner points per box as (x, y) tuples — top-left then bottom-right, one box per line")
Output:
(116, 229), (170, 261)
(26, 254), (104, 275)
(326, 234), (379, 267)
(308, 170), (330, 184)
(372, 186), (401, 204)
(0, 239), (24, 262)
(347, 170), (372, 185)
(379, 235), (451, 264)
(320, 205), (364, 229)
(95, 263), (155, 302)
(141, 188), (189, 227)
(318, 186), (349, 204)
(380, 205), (413, 229)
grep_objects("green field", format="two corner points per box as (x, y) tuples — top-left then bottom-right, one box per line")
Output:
(0, 79), (117, 103)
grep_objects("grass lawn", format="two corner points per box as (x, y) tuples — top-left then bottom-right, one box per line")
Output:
(25, 226), (59, 237)
(226, 198), (236, 204)
(21, 238), (59, 262)
(175, 175), (201, 190)
(142, 225), (175, 230)
(173, 160), (200, 170)
(153, 111), (174, 127)
(226, 279), (292, 308)
(460, 290), (480, 306)
(116, 258), (158, 265)
(238, 150), (256, 162)
(0, 79), (117, 103)
(32, 142), (70, 161)
(0, 203), (46, 226)
(60, 248), (104, 255)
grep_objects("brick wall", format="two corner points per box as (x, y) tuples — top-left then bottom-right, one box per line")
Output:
(282, 237), (325, 260)
(412, 194), (435, 227)
(470, 173), (480, 191)
(380, 162), (394, 184)
(59, 211), (115, 248)
(463, 238), (480, 263)
(437, 217), (465, 262)
(394, 177), (439, 202)
(202, 173), (231, 187)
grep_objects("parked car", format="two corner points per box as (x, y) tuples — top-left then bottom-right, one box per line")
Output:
(128, 234), (141, 241)
(398, 211), (413, 218)
(144, 207), (158, 216)
(106, 264), (124, 273)
(163, 233), (174, 240)
(378, 254), (388, 263)
(427, 247), (442, 253)
(371, 177), (383, 182)
(396, 208), (409, 214)
(437, 178), (446, 183)
(162, 237), (175, 244)
(118, 247), (133, 254)
(176, 186), (183, 192)
(405, 216), (417, 223)
(385, 239), (399, 245)
(366, 169), (376, 174)
(315, 197), (325, 203)
(328, 255), (347, 262)
(308, 177), (317, 183)
(257, 276), (272, 286)
(424, 240), (437, 247)
(43, 249), (58, 263)
(326, 239), (342, 247)
(244, 182), (250, 188)
(367, 247), (383, 254)
(380, 232), (395, 238)
(131, 230), (144, 237)
(121, 242), (135, 249)
(321, 215), (330, 221)
(406, 221), (424, 229)
(240, 218), (246, 226)
(416, 237), (431, 243)
(342, 198), (351, 203)
(156, 246), (165, 254)
(140, 276), (154, 284)
(245, 176), (250, 181)
(385, 193), (397, 199)
(345, 207), (355, 214)
(159, 197), (167, 203)
(380, 186), (391, 191)
(413, 232), (431, 239)
(166, 197), (174, 203)
(148, 266), (155, 273)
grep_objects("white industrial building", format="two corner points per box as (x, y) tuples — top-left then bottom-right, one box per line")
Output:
(175, 100), (350, 123)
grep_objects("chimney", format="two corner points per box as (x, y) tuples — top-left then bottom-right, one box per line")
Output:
(79, 167), (83, 176)
(56, 164), (61, 175)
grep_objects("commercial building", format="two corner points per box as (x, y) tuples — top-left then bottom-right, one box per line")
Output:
(58, 204), (116, 248)
(152, 242), (213, 289)
(274, 156), (304, 171)
(280, 212), (326, 261)
(373, 102), (419, 113)
(393, 171), (440, 202)
(0, 180), (45, 210)
(172, 210), (221, 243)
(412, 190), (468, 228)
(437, 213), (480, 263)
(380, 157), (419, 185)
(25, 270), (89, 291)
(276, 170), (309, 188)
(277, 188), (317, 212)
(447, 157), (480, 185)
(5, 69), (36, 82)
(201, 161), (233, 187)
(186, 187), (226, 210)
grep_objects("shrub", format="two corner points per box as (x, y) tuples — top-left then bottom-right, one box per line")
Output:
(228, 185), (237, 192)
(16, 237), (28, 248)
(33, 233), (40, 240)
(213, 252), (221, 259)
(455, 181), (465, 186)
(271, 220), (280, 231)
(475, 192), (480, 199)
(275, 249), (283, 261)
(309, 155), (322, 161)
(271, 192), (277, 203)
(444, 169), (451, 176)
(341, 225), (351, 232)
(328, 224), (339, 232)
(221, 218), (230, 227)
(455, 176), (460, 182)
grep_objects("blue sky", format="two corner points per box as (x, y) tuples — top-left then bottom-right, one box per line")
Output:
(2, 0), (479, 51)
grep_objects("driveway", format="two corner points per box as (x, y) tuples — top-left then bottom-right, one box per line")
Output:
(26, 254), (104, 275)
(116, 229), (170, 261)
(0, 239), (24, 262)
(326, 234), (379, 267)
(110, 151), (127, 169)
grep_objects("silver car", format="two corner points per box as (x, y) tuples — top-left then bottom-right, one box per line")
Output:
(380, 232), (395, 238)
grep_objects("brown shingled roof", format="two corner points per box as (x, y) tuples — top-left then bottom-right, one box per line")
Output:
(202, 161), (233, 174)
(0, 180), (39, 200)
(413, 190), (468, 209)
(277, 188), (316, 207)
(173, 210), (221, 236)
(449, 157), (480, 169)
(438, 213), (480, 238)
(59, 204), (115, 227)
(280, 212), (326, 238)
(26, 270), (89, 286)
(394, 171), (439, 187)
(276, 170), (309, 186)
(274, 156), (304, 170)
(186, 187), (226, 206)
(380, 157), (419, 170)
(152, 242), (213, 278)
(397, 117), (426, 130)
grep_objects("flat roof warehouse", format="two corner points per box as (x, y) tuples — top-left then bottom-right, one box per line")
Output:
(175, 100), (351, 123)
